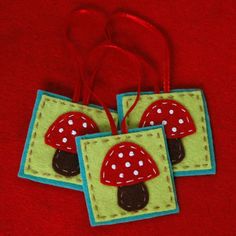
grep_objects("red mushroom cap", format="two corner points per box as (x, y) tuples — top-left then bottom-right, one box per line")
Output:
(139, 99), (196, 139)
(45, 112), (99, 153)
(100, 142), (159, 187)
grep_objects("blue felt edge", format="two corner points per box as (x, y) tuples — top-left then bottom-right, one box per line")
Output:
(116, 88), (216, 177)
(18, 89), (117, 191)
(76, 125), (179, 226)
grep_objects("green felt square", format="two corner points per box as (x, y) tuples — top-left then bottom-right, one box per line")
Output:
(23, 93), (118, 187)
(121, 90), (214, 174)
(79, 128), (178, 223)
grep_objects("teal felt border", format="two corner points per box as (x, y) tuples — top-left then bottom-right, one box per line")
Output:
(18, 90), (117, 191)
(117, 88), (216, 177)
(76, 125), (179, 226)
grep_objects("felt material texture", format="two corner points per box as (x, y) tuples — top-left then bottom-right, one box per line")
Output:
(117, 182), (149, 212)
(45, 111), (100, 153)
(100, 141), (159, 186)
(118, 89), (216, 176)
(18, 90), (118, 190)
(1, 1), (235, 235)
(52, 149), (80, 176)
(76, 126), (179, 226)
(139, 99), (196, 139)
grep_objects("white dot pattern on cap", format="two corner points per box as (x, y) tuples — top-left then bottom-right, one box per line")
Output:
(119, 173), (124, 178)
(162, 120), (167, 125)
(111, 164), (116, 170)
(45, 112), (100, 155)
(129, 151), (134, 157)
(62, 137), (67, 143)
(169, 109), (174, 114)
(140, 99), (196, 139)
(150, 121), (155, 126)
(68, 120), (73, 125)
(100, 142), (160, 187)
(172, 127), (177, 132)
(125, 162), (131, 168)
(82, 122), (87, 128)
(157, 108), (162, 113)
(139, 160), (144, 166)
(71, 130), (77, 135)
(118, 152), (124, 158)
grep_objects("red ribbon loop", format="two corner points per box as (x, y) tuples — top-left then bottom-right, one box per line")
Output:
(83, 43), (143, 135)
(106, 12), (171, 93)
(66, 9), (161, 135)
(66, 7), (109, 103)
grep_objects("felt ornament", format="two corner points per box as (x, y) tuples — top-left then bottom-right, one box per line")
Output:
(139, 99), (196, 164)
(18, 8), (118, 190)
(45, 112), (100, 176)
(114, 12), (216, 176)
(76, 43), (178, 226)
(100, 141), (159, 211)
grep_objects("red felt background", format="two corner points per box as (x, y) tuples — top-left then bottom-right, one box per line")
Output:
(1, 0), (236, 235)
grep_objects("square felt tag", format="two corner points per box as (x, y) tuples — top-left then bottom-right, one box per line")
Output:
(117, 89), (216, 177)
(76, 126), (179, 226)
(18, 90), (118, 191)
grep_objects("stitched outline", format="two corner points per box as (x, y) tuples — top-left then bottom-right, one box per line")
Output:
(125, 92), (210, 170)
(25, 95), (117, 183)
(142, 100), (194, 137)
(82, 131), (175, 220)
(44, 98), (105, 113)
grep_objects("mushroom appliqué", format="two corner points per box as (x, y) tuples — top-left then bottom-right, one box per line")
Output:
(100, 142), (159, 211)
(45, 112), (99, 176)
(139, 99), (196, 164)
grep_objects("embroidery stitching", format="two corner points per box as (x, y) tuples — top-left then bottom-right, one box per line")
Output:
(125, 92), (210, 170)
(25, 95), (117, 182)
(82, 131), (175, 219)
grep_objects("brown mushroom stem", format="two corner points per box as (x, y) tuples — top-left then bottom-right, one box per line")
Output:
(52, 149), (80, 176)
(117, 182), (149, 211)
(167, 138), (185, 165)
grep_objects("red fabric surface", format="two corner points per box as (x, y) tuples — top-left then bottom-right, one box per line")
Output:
(100, 142), (159, 187)
(139, 99), (196, 139)
(1, 1), (236, 235)
(45, 112), (99, 153)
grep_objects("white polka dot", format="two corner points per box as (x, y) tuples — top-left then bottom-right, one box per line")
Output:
(139, 160), (144, 166)
(125, 162), (131, 168)
(150, 121), (155, 126)
(82, 122), (87, 128)
(129, 151), (134, 157)
(169, 109), (174, 115)
(59, 128), (64, 133)
(157, 108), (162, 113)
(68, 120), (73, 125)
(62, 137), (67, 143)
(179, 119), (184, 124)
(118, 152), (124, 158)
(162, 120), (167, 125)
(119, 173), (124, 178)
(71, 130), (77, 135)
(172, 127), (177, 132)
(133, 170), (139, 176)
(111, 164), (116, 170)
